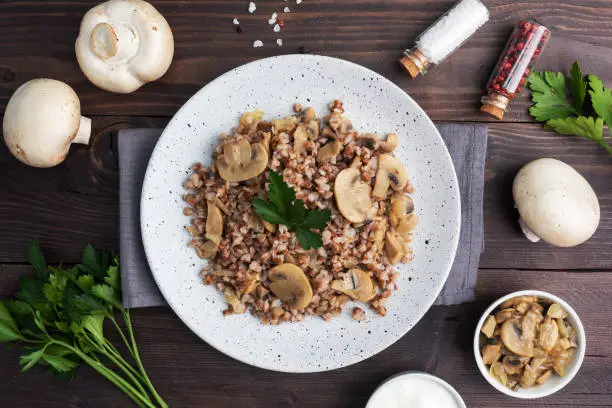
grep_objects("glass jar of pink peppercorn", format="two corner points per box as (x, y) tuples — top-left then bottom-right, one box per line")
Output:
(481, 20), (550, 119)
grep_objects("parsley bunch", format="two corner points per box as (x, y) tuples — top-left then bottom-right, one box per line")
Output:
(528, 61), (612, 154)
(253, 170), (331, 250)
(0, 241), (167, 408)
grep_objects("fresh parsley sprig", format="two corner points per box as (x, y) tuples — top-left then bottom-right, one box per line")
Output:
(253, 170), (331, 250)
(528, 61), (612, 154)
(0, 241), (167, 408)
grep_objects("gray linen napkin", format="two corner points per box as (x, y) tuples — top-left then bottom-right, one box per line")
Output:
(118, 124), (487, 308)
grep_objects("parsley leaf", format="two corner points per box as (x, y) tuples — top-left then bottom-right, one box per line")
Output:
(588, 74), (612, 129)
(569, 61), (587, 113)
(528, 71), (577, 121)
(296, 228), (323, 250)
(253, 170), (331, 249)
(528, 62), (612, 155)
(27, 240), (48, 280)
(302, 209), (332, 230)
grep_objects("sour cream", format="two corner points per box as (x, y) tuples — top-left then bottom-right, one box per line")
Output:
(366, 373), (465, 408)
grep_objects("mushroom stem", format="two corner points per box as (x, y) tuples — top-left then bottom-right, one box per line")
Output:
(518, 217), (541, 243)
(90, 22), (140, 61)
(73, 116), (92, 145)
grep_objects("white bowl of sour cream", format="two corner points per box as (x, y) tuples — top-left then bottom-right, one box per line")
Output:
(366, 372), (466, 408)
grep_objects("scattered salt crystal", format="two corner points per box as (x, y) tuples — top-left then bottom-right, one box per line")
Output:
(248, 1), (256, 13)
(284, 7), (290, 12)
(276, 39), (283, 46)
(233, 18), (240, 25)
(268, 12), (277, 25)
(273, 23), (281, 32)
(253, 40), (263, 48)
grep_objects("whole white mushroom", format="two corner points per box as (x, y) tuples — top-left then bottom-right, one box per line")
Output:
(512, 158), (600, 247)
(75, 0), (174, 93)
(3, 79), (91, 168)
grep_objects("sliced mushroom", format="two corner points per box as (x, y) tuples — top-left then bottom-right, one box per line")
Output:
(206, 202), (223, 244)
(293, 125), (309, 155)
(224, 287), (246, 314)
(217, 139), (269, 182)
(270, 307), (285, 320)
(547, 303), (568, 319)
(303, 107), (316, 123)
(245, 212), (264, 233)
(328, 113), (352, 135)
(389, 195), (415, 228)
(396, 214), (420, 236)
(239, 110), (264, 128)
(515, 301), (530, 314)
(385, 232), (405, 265)
(538, 316), (559, 352)
(489, 362), (508, 387)
(268, 264), (313, 310)
(306, 120), (319, 139)
(380, 133), (399, 152)
(356, 133), (379, 150)
(500, 319), (534, 357)
(481, 315), (497, 338)
(330, 268), (375, 302)
(520, 357), (547, 388)
(482, 343), (501, 365)
(372, 154), (409, 199)
(260, 131), (271, 154)
(317, 140), (343, 163)
(334, 168), (372, 223)
(536, 370), (553, 385)
(502, 356), (529, 375)
(372, 218), (388, 255)
(552, 349), (574, 376)
(500, 295), (539, 309)
(557, 318), (569, 338)
(263, 221), (277, 233)
(273, 116), (298, 133)
(495, 308), (520, 324)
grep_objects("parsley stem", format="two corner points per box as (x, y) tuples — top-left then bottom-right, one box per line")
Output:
(110, 314), (137, 359)
(54, 340), (157, 408)
(124, 310), (168, 408)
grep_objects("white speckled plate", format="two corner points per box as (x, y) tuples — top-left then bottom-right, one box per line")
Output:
(141, 55), (460, 373)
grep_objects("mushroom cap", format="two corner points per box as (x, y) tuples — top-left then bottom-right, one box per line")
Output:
(334, 167), (372, 223)
(216, 139), (268, 182)
(268, 264), (313, 310)
(513, 158), (600, 247)
(75, 0), (174, 93)
(3, 78), (83, 168)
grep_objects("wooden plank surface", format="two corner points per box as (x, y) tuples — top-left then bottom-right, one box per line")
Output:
(0, 119), (610, 269)
(0, 266), (610, 408)
(1, 1), (612, 407)
(0, 0), (611, 120)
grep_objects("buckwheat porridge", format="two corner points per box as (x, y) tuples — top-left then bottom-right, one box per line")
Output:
(182, 101), (418, 324)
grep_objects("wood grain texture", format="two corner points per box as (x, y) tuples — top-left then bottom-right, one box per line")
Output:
(0, 1), (611, 120)
(0, 266), (610, 408)
(0, 120), (610, 269)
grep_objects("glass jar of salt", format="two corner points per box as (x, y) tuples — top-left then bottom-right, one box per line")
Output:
(399, 0), (490, 78)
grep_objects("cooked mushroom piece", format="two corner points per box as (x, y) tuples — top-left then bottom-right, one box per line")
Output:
(334, 168), (372, 223)
(482, 343), (501, 365)
(373, 154), (409, 199)
(520, 357), (547, 388)
(268, 264), (313, 310)
(317, 140), (343, 163)
(216, 139), (269, 182)
(536, 370), (553, 385)
(389, 195), (415, 227)
(502, 356), (529, 375)
(495, 308), (519, 324)
(379, 133), (399, 152)
(224, 288), (246, 314)
(489, 362), (508, 387)
(372, 219), (388, 255)
(293, 125), (309, 155)
(330, 268), (375, 302)
(500, 295), (539, 309)
(500, 319), (534, 357)
(205, 202), (223, 244)
(273, 116), (299, 133)
(481, 315), (497, 338)
(539, 316), (560, 352)
(547, 303), (568, 319)
(385, 232), (405, 265)
(356, 133), (379, 150)
(553, 349), (574, 376)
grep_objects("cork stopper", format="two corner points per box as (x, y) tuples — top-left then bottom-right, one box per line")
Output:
(399, 47), (430, 79)
(481, 93), (511, 120)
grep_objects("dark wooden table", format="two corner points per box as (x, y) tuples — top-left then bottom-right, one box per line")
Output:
(1, 1), (611, 407)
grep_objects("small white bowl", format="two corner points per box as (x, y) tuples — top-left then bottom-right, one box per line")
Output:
(474, 290), (586, 399)
(366, 372), (466, 408)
